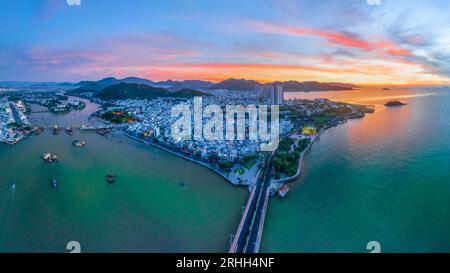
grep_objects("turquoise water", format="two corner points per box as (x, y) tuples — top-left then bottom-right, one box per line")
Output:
(0, 98), (247, 253)
(1, 89), (449, 253)
(262, 88), (450, 253)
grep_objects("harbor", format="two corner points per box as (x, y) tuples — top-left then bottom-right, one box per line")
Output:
(0, 98), (247, 252)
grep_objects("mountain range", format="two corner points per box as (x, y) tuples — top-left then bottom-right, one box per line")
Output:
(71, 77), (214, 93)
(1, 76), (356, 92)
(95, 83), (210, 100)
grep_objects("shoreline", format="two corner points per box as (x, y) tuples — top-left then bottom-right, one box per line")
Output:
(272, 134), (319, 185)
(119, 131), (244, 187)
(271, 111), (370, 188)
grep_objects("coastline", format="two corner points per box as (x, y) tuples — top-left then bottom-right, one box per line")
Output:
(119, 131), (245, 187)
(271, 110), (371, 189)
(272, 134), (318, 185)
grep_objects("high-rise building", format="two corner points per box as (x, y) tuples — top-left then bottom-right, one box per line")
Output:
(254, 84), (264, 98)
(255, 83), (284, 105)
(274, 84), (284, 105)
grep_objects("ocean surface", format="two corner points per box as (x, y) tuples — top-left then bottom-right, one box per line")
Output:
(262, 87), (450, 253)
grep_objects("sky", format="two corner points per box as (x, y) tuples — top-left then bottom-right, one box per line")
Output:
(1, 0), (450, 86)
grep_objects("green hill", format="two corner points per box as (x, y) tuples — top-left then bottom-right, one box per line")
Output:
(171, 88), (211, 98)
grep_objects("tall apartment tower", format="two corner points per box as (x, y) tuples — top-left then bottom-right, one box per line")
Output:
(255, 83), (284, 105)
(274, 84), (284, 105)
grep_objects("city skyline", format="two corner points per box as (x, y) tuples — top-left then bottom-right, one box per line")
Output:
(2, 0), (450, 86)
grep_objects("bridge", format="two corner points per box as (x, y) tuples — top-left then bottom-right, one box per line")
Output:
(37, 125), (115, 131)
(79, 125), (114, 131)
(229, 152), (274, 253)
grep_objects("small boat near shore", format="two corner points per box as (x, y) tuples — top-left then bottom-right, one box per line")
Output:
(72, 140), (86, 148)
(53, 125), (61, 135)
(32, 127), (44, 135)
(278, 185), (290, 198)
(66, 127), (74, 135)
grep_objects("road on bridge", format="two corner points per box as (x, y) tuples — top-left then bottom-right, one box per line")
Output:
(229, 152), (274, 253)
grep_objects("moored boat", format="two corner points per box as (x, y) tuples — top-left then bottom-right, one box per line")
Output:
(66, 127), (74, 135)
(278, 185), (290, 198)
(53, 125), (61, 135)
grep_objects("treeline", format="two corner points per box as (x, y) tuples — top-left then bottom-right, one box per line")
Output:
(273, 138), (311, 179)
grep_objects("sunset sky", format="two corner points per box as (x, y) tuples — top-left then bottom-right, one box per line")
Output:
(2, 0), (450, 86)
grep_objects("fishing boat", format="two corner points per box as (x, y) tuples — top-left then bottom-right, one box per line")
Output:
(72, 140), (86, 148)
(278, 185), (290, 198)
(66, 127), (74, 135)
(53, 125), (61, 135)
(51, 178), (57, 189)
(43, 153), (58, 163)
(106, 174), (117, 184)
(11, 182), (16, 192)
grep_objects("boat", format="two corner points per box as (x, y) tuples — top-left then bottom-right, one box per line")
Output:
(11, 182), (16, 192)
(278, 185), (290, 198)
(51, 178), (57, 189)
(32, 127), (44, 135)
(106, 174), (117, 184)
(53, 125), (61, 135)
(66, 127), (74, 135)
(43, 153), (58, 163)
(72, 140), (86, 148)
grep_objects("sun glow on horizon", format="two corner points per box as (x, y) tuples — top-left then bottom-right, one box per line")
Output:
(2, 1), (450, 87)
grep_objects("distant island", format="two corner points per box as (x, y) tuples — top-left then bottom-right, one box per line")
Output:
(385, 100), (407, 107)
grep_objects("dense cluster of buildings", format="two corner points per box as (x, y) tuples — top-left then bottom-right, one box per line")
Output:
(202, 83), (285, 105)
(285, 98), (340, 115)
(115, 94), (293, 163)
(17, 92), (85, 113)
(51, 99), (85, 113)
(0, 101), (31, 144)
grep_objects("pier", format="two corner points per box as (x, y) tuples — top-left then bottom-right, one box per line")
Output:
(79, 125), (114, 131)
(39, 125), (115, 131)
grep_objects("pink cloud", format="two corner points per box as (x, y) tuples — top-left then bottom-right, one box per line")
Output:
(250, 21), (412, 57)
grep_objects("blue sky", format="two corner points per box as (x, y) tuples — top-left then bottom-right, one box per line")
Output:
(1, 0), (450, 85)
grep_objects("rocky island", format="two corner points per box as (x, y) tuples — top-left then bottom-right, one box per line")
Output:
(385, 100), (407, 107)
